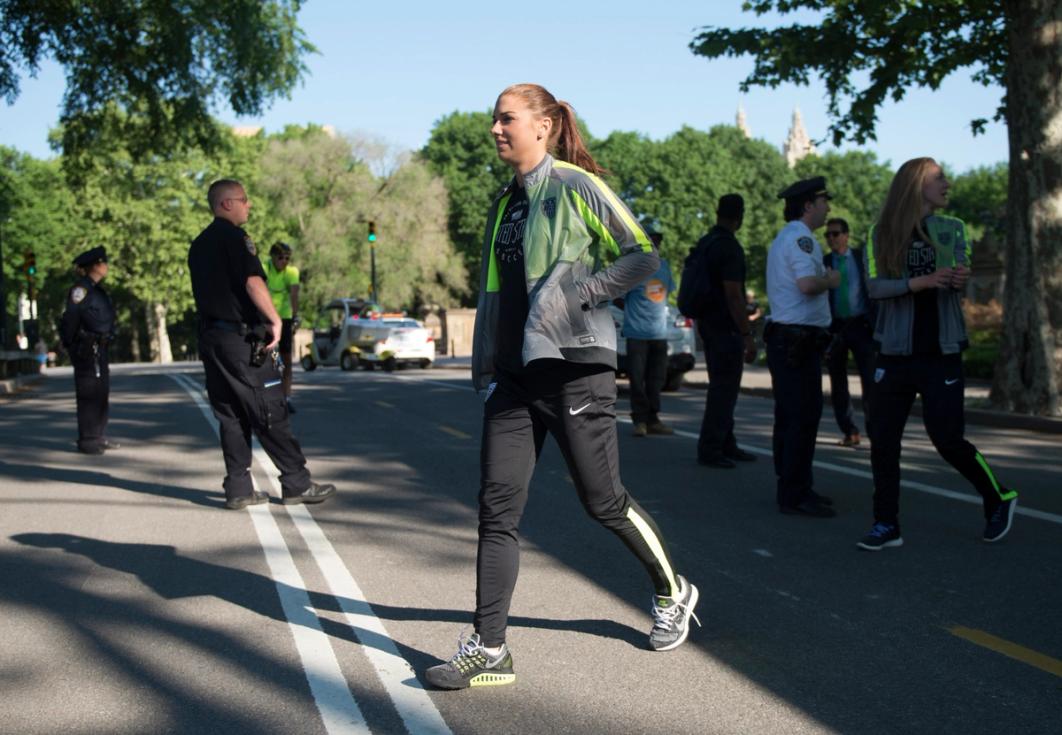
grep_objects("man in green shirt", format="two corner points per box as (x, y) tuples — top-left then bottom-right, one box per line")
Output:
(265, 242), (300, 412)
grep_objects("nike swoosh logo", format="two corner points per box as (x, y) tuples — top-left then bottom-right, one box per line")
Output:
(569, 403), (592, 415)
(945, 378), (960, 385)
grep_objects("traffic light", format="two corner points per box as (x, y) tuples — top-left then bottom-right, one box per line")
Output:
(367, 221), (377, 243)
(23, 251), (36, 277)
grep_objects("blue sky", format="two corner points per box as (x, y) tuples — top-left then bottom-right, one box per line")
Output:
(1, 1), (1007, 173)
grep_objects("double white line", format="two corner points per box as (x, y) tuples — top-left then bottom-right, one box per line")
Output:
(170, 373), (450, 735)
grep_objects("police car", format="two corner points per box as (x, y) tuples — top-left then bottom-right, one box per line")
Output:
(300, 299), (435, 372)
(610, 304), (696, 391)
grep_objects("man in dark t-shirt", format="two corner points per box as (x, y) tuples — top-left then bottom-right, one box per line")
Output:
(696, 194), (758, 468)
(189, 179), (336, 510)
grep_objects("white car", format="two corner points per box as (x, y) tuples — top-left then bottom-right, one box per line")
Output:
(360, 318), (436, 371)
(610, 304), (696, 391)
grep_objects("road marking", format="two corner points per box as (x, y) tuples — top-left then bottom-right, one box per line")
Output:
(438, 425), (471, 440)
(948, 626), (1062, 678)
(171, 373), (452, 735)
(375, 400), (395, 409)
(752, 549), (773, 558)
(170, 374), (370, 734)
(622, 419), (1062, 528)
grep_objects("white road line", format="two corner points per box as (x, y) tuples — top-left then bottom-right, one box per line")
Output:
(643, 419), (1062, 527)
(171, 373), (452, 735)
(171, 373), (370, 735)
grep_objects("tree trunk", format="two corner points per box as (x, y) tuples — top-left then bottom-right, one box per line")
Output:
(129, 306), (141, 363)
(993, 0), (1062, 416)
(144, 301), (173, 364)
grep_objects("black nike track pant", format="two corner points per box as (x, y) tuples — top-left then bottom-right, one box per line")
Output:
(474, 365), (680, 647)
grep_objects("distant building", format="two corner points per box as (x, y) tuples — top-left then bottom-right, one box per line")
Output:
(782, 107), (817, 168)
(736, 102), (752, 139)
(230, 124), (337, 138)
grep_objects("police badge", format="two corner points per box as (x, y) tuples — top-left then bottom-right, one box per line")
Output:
(542, 197), (557, 219)
(797, 236), (814, 254)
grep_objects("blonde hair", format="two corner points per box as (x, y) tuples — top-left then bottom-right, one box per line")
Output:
(498, 84), (604, 175)
(873, 157), (938, 277)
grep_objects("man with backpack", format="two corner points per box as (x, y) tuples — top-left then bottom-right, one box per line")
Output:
(686, 194), (758, 468)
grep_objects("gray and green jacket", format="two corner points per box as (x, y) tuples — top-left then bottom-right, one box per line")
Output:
(865, 214), (971, 356)
(472, 154), (658, 390)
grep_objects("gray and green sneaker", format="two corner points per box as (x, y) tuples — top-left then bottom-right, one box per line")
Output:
(424, 633), (515, 690)
(649, 575), (701, 651)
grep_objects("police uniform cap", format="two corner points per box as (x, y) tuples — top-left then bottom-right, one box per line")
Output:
(73, 246), (108, 267)
(777, 176), (831, 201)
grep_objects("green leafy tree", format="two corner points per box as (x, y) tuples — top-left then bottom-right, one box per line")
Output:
(793, 150), (894, 246)
(0, 0), (313, 160)
(691, 0), (1062, 416)
(947, 163), (1008, 243)
(0, 147), (84, 348)
(260, 129), (466, 319)
(421, 110), (510, 297)
(595, 125), (790, 292)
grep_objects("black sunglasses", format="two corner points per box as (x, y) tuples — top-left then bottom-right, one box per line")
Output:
(825, 231), (846, 237)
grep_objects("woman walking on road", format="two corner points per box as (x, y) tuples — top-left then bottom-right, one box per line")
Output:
(858, 157), (1017, 551)
(424, 84), (699, 690)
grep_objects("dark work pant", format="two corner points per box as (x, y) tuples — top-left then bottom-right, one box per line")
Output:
(827, 317), (876, 439)
(475, 367), (680, 647)
(765, 330), (824, 508)
(697, 330), (744, 459)
(199, 328), (311, 500)
(73, 352), (109, 451)
(626, 338), (667, 424)
(869, 353), (1015, 526)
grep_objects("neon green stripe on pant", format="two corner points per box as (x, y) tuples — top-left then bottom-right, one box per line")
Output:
(976, 452), (1017, 501)
(625, 505), (678, 597)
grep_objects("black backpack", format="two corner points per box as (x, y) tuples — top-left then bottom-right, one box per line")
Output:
(677, 237), (714, 319)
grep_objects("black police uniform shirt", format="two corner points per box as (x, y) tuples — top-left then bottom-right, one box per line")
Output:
(906, 228), (942, 355)
(188, 218), (268, 325)
(493, 186), (530, 374)
(699, 225), (746, 335)
(59, 275), (116, 351)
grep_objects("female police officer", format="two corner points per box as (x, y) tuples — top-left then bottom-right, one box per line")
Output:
(59, 246), (118, 454)
(858, 157), (1017, 550)
(424, 84), (699, 691)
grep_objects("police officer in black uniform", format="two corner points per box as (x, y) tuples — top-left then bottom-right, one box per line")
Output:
(188, 179), (336, 510)
(60, 246), (119, 454)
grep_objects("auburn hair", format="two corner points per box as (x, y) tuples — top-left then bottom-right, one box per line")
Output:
(498, 83), (604, 175)
(874, 157), (939, 277)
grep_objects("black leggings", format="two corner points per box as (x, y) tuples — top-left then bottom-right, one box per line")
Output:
(869, 353), (1014, 526)
(475, 365), (679, 647)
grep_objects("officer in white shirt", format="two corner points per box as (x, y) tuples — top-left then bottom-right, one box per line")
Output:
(764, 176), (840, 518)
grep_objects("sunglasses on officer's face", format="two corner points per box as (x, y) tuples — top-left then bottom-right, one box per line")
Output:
(826, 231), (846, 238)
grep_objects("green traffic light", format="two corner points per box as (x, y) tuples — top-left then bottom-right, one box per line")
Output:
(367, 221), (376, 243)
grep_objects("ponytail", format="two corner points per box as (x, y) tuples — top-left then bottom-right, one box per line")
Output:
(498, 83), (605, 175)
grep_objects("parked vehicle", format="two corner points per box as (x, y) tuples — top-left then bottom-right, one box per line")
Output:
(610, 304), (696, 391)
(300, 299), (434, 372)
(300, 298), (376, 372)
(359, 318), (435, 371)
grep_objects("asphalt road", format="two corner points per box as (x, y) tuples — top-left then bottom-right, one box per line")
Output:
(1, 363), (1059, 735)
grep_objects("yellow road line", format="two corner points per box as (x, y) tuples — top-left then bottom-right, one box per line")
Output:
(948, 626), (1062, 678)
(438, 425), (471, 440)
(374, 400), (395, 409)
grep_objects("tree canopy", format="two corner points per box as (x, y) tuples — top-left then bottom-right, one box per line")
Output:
(690, 1), (1007, 144)
(0, 0), (313, 159)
